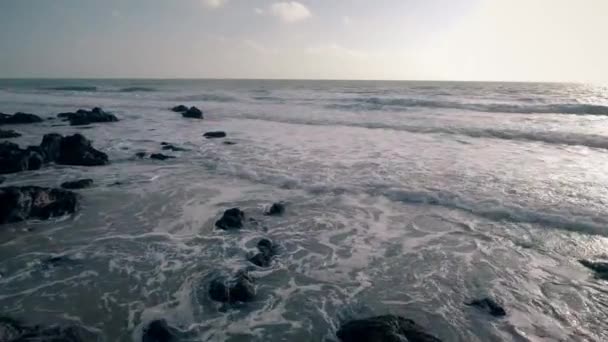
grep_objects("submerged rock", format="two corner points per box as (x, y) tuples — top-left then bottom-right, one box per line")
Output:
(61, 179), (94, 190)
(0, 141), (45, 174)
(249, 238), (278, 267)
(182, 106), (203, 119)
(337, 315), (442, 342)
(0, 112), (43, 125)
(579, 259), (608, 280)
(223, 141), (236, 145)
(0, 317), (28, 342)
(58, 107), (119, 126)
(142, 320), (179, 342)
(203, 131), (226, 139)
(170, 105), (189, 113)
(0, 186), (78, 224)
(135, 152), (147, 159)
(0, 129), (21, 138)
(45, 133), (109, 166)
(0, 176), (5, 184)
(150, 153), (175, 161)
(465, 297), (506, 317)
(208, 272), (256, 303)
(161, 144), (188, 152)
(264, 202), (285, 216)
(215, 208), (245, 230)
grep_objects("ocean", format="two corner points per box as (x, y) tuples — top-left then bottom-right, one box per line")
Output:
(1, 79), (608, 341)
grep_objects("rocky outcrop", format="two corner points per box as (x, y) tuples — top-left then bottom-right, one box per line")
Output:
(249, 238), (278, 267)
(57, 107), (119, 126)
(61, 179), (94, 190)
(150, 153), (175, 161)
(208, 271), (256, 303)
(0, 112), (43, 125)
(0, 317), (97, 342)
(142, 320), (179, 342)
(265, 202), (285, 216)
(41, 133), (109, 166)
(171, 105), (189, 113)
(0, 186), (78, 224)
(337, 315), (442, 342)
(465, 297), (506, 317)
(580, 259), (608, 280)
(215, 208), (245, 230)
(182, 106), (203, 119)
(203, 131), (226, 139)
(0, 129), (21, 138)
(0, 142), (45, 174)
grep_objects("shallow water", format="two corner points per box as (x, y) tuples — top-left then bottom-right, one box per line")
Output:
(1, 79), (608, 341)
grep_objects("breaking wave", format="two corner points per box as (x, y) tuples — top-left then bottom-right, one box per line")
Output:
(329, 97), (608, 115)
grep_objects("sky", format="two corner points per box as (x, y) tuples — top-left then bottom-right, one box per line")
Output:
(0, 0), (606, 82)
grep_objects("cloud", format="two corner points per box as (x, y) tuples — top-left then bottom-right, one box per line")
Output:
(270, 2), (311, 23)
(202, 0), (227, 9)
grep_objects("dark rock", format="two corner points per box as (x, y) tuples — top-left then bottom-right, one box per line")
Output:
(0, 112), (43, 125)
(0, 176), (5, 184)
(182, 106), (203, 119)
(41, 133), (109, 166)
(61, 179), (94, 190)
(337, 315), (442, 342)
(0, 317), (29, 342)
(203, 131), (226, 139)
(249, 238), (278, 267)
(0, 186), (78, 224)
(57, 107), (119, 126)
(465, 297), (506, 317)
(223, 141), (236, 145)
(160, 142), (170, 146)
(0, 129), (21, 138)
(161, 144), (188, 152)
(135, 152), (147, 159)
(40, 255), (79, 270)
(142, 320), (179, 342)
(265, 202), (285, 216)
(208, 272), (256, 303)
(150, 153), (175, 161)
(0, 141), (44, 174)
(215, 208), (245, 230)
(171, 105), (189, 113)
(580, 259), (608, 280)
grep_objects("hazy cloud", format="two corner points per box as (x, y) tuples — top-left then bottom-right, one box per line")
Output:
(270, 2), (311, 23)
(202, 0), (227, 9)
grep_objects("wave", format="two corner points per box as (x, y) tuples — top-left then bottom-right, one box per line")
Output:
(44, 86), (98, 92)
(230, 114), (608, 150)
(173, 93), (237, 103)
(329, 97), (608, 115)
(118, 87), (157, 93)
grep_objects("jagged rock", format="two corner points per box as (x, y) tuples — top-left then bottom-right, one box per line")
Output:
(57, 107), (119, 126)
(150, 153), (175, 161)
(337, 315), (442, 342)
(0, 141), (44, 174)
(0, 112), (43, 125)
(249, 238), (278, 267)
(0, 186), (78, 224)
(465, 297), (506, 317)
(208, 272), (256, 303)
(215, 208), (245, 230)
(61, 179), (94, 190)
(182, 106), (203, 119)
(203, 131), (226, 139)
(40, 133), (109, 166)
(264, 202), (285, 216)
(580, 259), (608, 280)
(171, 105), (189, 113)
(0, 129), (21, 138)
(142, 320), (179, 342)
